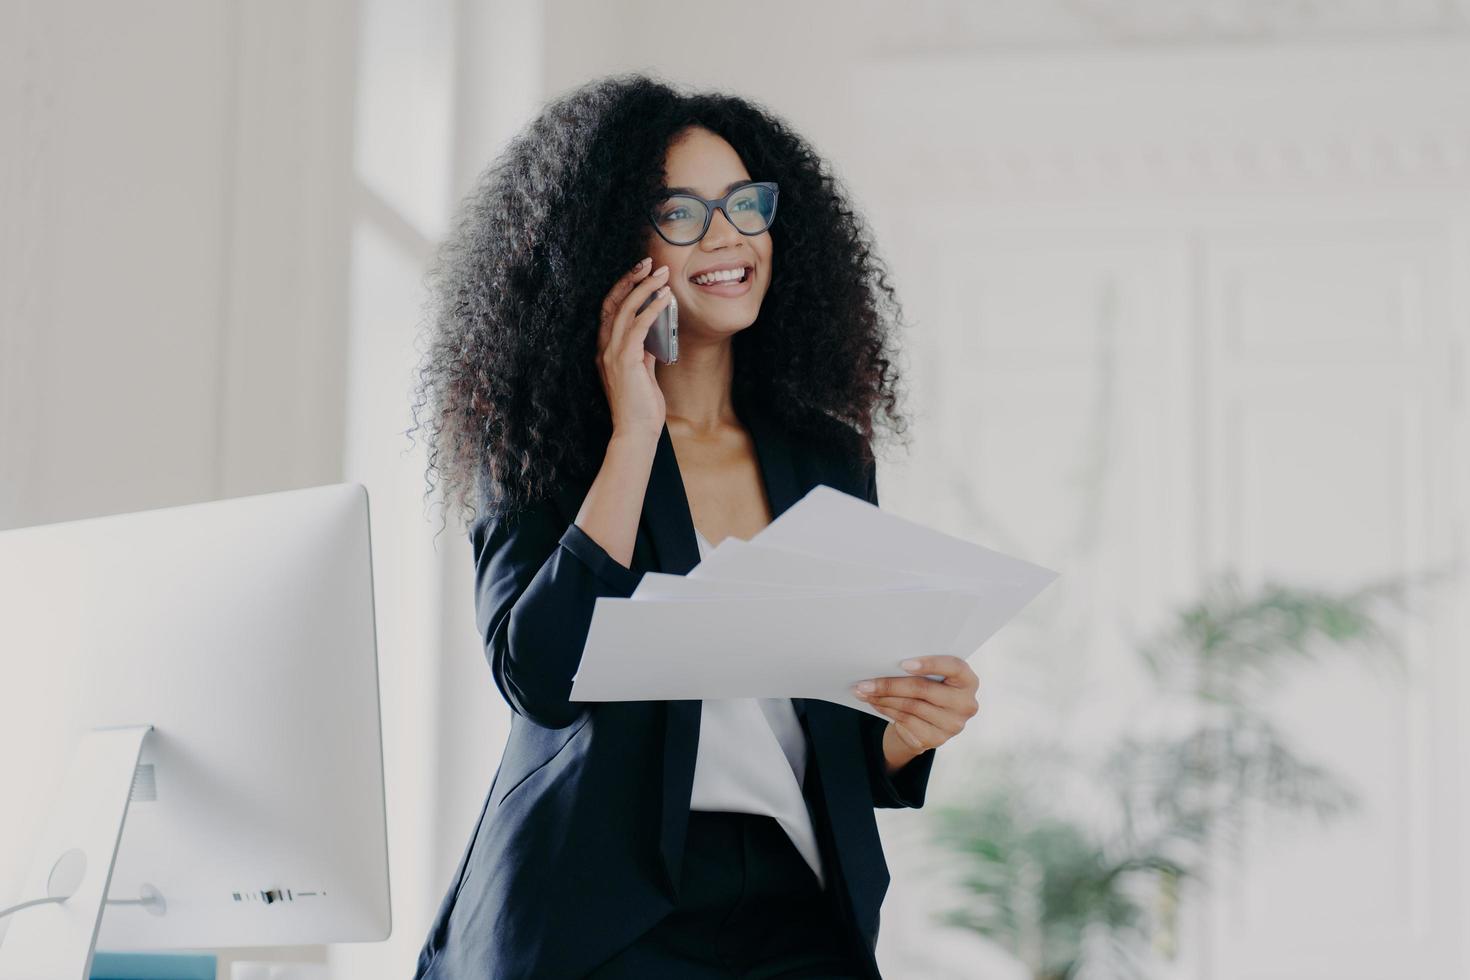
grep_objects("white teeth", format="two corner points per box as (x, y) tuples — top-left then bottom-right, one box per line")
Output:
(692, 267), (747, 285)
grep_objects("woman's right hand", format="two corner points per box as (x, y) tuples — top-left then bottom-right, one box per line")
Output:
(597, 257), (671, 443)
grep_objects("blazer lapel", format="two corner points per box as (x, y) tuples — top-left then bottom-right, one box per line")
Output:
(648, 399), (806, 895)
(648, 401), (883, 919)
(744, 413), (893, 934)
(641, 420), (701, 895)
(801, 698), (890, 936)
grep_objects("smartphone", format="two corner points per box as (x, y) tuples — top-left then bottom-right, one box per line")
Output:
(636, 288), (678, 364)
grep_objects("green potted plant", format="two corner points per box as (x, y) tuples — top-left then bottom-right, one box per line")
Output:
(930, 569), (1434, 979)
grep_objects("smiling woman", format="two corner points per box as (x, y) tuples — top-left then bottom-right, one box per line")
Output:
(409, 72), (907, 521)
(405, 72), (949, 980)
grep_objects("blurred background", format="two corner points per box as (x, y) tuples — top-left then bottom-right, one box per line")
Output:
(4, 1), (1469, 977)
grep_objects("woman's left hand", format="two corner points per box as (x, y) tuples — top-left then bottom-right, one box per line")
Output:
(853, 655), (980, 758)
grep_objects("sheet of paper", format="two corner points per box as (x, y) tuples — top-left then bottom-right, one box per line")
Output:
(672, 531), (1052, 658)
(570, 587), (983, 719)
(629, 538), (933, 600)
(753, 485), (1057, 593)
(629, 570), (807, 601)
(687, 538), (935, 592)
(569, 483), (1060, 718)
(753, 486), (1060, 656)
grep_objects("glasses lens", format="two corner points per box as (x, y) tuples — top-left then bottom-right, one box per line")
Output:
(725, 184), (777, 235)
(651, 184), (778, 245)
(653, 196), (709, 246)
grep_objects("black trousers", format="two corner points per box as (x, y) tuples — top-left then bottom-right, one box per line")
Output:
(585, 810), (871, 979)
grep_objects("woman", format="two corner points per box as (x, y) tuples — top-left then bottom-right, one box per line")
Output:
(408, 73), (981, 980)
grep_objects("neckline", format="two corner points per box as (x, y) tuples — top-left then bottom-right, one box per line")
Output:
(660, 398), (789, 573)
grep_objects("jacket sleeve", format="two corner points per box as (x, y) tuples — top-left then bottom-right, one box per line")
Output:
(855, 453), (938, 808)
(470, 496), (645, 730)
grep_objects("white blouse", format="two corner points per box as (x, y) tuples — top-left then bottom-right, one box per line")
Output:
(687, 525), (825, 887)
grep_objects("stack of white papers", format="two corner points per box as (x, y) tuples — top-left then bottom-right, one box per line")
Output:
(569, 485), (1059, 720)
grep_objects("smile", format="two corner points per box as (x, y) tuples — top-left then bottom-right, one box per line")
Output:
(688, 266), (753, 297)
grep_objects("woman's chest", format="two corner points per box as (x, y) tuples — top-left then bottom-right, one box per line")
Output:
(670, 429), (774, 545)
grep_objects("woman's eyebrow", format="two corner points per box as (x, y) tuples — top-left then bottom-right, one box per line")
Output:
(662, 178), (750, 196)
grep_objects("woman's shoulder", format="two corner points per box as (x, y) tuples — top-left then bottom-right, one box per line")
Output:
(799, 411), (864, 461)
(795, 411), (874, 480)
(467, 479), (587, 544)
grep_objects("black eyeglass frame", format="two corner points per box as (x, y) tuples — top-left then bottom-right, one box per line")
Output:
(646, 180), (780, 247)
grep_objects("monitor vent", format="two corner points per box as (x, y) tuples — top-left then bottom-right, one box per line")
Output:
(130, 763), (157, 802)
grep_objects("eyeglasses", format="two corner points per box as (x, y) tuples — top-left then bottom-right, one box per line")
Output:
(647, 180), (779, 247)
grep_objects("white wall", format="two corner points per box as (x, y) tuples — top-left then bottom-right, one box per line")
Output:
(847, 43), (1470, 979)
(1, 0), (354, 975)
(0, 0), (352, 530)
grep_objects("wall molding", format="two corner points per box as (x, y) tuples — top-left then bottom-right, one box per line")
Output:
(852, 40), (1470, 201)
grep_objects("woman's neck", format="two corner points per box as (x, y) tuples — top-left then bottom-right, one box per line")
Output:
(655, 337), (737, 435)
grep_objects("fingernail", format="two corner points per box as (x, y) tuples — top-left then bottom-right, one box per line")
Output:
(901, 659), (921, 670)
(856, 681), (875, 693)
(654, 265), (668, 277)
(638, 257), (651, 270)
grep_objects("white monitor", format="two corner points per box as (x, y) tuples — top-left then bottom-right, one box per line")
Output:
(0, 482), (390, 979)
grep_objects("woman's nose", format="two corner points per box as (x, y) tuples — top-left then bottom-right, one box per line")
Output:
(704, 206), (741, 245)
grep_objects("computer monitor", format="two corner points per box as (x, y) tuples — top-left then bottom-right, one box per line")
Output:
(0, 482), (391, 979)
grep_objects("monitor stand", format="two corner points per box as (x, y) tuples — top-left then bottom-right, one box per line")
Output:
(0, 725), (153, 980)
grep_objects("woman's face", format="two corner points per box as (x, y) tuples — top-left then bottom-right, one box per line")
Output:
(644, 127), (773, 342)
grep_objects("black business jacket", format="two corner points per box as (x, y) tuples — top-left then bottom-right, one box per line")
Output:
(411, 398), (937, 980)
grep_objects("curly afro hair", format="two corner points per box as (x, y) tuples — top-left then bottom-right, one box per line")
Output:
(408, 71), (911, 534)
